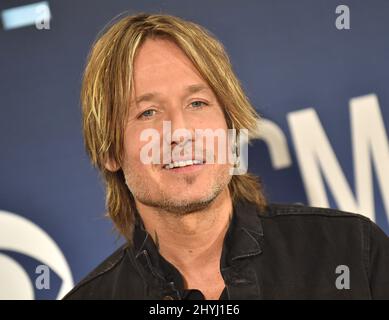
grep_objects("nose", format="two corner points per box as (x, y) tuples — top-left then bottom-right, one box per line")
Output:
(163, 108), (194, 148)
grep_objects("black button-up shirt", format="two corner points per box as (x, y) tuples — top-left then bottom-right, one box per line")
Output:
(64, 200), (389, 299)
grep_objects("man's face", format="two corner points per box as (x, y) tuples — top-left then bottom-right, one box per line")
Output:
(118, 38), (232, 214)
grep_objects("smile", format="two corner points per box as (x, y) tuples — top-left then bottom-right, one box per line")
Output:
(163, 159), (204, 170)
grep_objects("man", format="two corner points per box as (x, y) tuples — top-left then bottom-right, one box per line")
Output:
(64, 13), (389, 300)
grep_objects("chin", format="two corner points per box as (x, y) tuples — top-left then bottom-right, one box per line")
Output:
(167, 187), (211, 199)
(170, 189), (220, 206)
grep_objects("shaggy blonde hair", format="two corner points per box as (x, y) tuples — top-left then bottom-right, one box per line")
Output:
(81, 13), (267, 243)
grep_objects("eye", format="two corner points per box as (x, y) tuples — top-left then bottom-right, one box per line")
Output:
(189, 101), (208, 109)
(138, 109), (157, 119)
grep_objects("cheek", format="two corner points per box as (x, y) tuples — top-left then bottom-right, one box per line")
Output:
(123, 130), (143, 164)
(205, 112), (228, 132)
(124, 130), (162, 169)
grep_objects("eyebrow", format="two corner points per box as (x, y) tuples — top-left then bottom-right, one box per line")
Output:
(134, 84), (211, 105)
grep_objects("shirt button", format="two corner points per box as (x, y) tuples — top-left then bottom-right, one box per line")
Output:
(162, 295), (175, 300)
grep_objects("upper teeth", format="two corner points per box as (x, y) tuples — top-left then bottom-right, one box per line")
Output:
(164, 159), (203, 169)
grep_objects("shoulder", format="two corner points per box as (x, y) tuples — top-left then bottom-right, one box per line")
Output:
(259, 202), (375, 245)
(62, 244), (137, 300)
(263, 202), (371, 223)
(259, 203), (389, 254)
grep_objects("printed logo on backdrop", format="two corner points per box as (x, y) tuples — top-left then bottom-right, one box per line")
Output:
(0, 210), (73, 299)
(259, 94), (389, 226)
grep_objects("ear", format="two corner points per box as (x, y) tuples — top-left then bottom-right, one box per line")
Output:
(104, 157), (120, 172)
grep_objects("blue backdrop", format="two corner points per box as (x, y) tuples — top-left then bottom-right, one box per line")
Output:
(0, 0), (388, 299)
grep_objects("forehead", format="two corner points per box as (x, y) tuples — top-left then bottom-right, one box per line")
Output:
(132, 38), (207, 95)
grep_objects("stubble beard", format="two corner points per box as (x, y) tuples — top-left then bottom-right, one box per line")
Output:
(123, 164), (231, 216)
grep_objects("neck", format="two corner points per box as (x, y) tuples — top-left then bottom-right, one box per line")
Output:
(135, 188), (233, 277)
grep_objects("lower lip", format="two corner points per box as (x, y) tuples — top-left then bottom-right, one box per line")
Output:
(162, 164), (205, 173)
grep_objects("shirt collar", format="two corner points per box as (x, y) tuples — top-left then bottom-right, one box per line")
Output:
(221, 199), (264, 264)
(132, 199), (265, 273)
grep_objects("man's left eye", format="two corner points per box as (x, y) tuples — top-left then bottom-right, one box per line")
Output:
(190, 101), (208, 108)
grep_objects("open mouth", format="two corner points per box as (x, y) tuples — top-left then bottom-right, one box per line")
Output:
(163, 159), (205, 170)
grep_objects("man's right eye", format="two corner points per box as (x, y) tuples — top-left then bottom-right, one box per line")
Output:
(138, 109), (156, 119)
